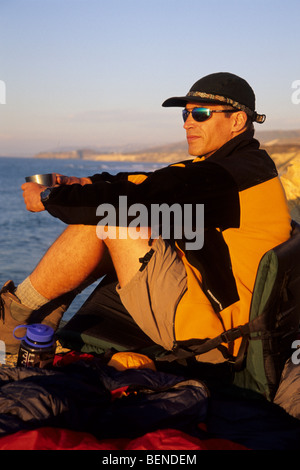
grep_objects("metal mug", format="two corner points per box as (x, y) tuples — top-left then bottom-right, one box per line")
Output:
(25, 173), (56, 186)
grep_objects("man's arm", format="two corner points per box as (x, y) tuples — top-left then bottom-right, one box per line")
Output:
(39, 162), (240, 230)
(21, 170), (150, 213)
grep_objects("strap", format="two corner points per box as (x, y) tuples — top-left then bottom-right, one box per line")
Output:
(156, 314), (267, 364)
(156, 324), (251, 363)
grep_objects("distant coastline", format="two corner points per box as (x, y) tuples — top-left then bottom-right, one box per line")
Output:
(34, 143), (189, 163)
(34, 129), (300, 163)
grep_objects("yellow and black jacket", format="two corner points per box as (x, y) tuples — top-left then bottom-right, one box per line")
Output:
(44, 130), (291, 357)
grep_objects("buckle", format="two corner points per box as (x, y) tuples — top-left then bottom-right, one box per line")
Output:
(221, 327), (243, 343)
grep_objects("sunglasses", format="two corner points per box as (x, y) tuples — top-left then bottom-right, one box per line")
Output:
(182, 107), (237, 123)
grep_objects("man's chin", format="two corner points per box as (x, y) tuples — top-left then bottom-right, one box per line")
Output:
(187, 145), (201, 157)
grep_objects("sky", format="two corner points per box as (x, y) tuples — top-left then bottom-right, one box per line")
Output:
(0, 0), (299, 156)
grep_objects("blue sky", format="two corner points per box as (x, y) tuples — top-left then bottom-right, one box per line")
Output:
(0, 0), (299, 156)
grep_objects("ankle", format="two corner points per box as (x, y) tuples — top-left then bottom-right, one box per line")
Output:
(15, 277), (49, 310)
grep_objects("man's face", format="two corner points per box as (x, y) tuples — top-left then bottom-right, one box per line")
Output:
(183, 102), (237, 158)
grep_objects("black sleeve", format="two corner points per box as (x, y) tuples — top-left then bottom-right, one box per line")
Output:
(89, 170), (152, 184)
(43, 161), (240, 229)
(89, 172), (121, 183)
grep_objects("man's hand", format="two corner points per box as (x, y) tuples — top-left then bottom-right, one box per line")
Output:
(55, 174), (92, 185)
(21, 174), (92, 212)
(21, 182), (47, 212)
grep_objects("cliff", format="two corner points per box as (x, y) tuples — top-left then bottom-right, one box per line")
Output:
(271, 151), (300, 223)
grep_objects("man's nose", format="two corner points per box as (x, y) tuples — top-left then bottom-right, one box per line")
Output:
(183, 113), (194, 129)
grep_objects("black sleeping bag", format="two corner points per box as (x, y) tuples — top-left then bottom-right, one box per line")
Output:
(0, 361), (208, 439)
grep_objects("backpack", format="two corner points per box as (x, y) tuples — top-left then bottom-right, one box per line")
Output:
(157, 221), (300, 401)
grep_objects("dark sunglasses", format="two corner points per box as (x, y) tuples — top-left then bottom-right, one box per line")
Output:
(182, 107), (237, 123)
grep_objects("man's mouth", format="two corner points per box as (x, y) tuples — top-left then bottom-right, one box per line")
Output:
(187, 135), (199, 143)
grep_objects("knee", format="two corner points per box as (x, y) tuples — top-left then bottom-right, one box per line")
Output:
(97, 225), (152, 243)
(61, 225), (101, 245)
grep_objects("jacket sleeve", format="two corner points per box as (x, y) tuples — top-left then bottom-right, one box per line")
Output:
(43, 161), (240, 229)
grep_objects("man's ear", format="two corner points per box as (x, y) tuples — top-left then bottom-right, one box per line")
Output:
(232, 111), (248, 132)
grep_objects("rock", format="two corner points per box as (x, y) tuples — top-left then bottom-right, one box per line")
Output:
(278, 155), (300, 223)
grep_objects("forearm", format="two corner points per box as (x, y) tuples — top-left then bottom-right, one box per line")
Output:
(42, 163), (240, 229)
(42, 180), (140, 225)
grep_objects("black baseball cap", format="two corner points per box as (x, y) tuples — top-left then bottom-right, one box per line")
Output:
(162, 72), (266, 123)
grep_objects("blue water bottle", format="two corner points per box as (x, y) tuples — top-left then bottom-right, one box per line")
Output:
(13, 324), (56, 369)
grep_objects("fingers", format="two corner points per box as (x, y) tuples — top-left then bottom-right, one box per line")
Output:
(21, 182), (46, 212)
(21, 182), (43, 190)
(56, 174), (69, 185)
(55, 174), (81, 185)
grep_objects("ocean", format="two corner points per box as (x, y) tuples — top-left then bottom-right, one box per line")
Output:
(0, 156), (164, 321)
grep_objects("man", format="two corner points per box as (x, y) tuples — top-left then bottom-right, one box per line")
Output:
(0, 72), (291, 359)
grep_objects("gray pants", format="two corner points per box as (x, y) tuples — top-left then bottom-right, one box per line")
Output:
(117, 238), (187, 350)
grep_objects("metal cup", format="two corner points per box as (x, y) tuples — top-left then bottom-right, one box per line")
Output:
(25, 173), (56, 186)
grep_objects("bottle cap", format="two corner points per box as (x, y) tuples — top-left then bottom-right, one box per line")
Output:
(13, 323), (55, 347)
(26, 324), (54, 343)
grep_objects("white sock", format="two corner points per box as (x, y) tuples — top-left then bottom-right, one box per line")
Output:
(15, 277), (49, 310)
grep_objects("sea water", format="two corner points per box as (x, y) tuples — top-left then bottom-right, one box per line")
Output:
(0, 156), (163, 321)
